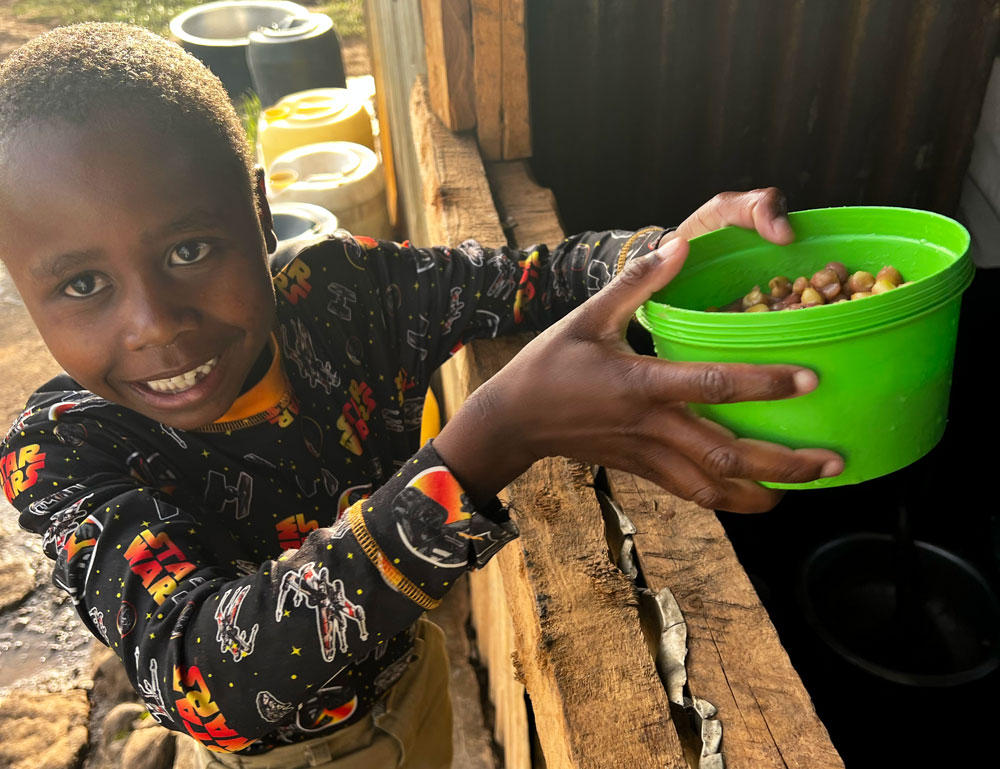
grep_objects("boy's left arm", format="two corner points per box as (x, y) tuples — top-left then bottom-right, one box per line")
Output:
(312, 189), (793, 386)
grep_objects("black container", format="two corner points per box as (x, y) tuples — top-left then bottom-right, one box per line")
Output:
(800, 533), (1000, 687)
(169, 0), (309, 102)
(247, 13), (347, 108)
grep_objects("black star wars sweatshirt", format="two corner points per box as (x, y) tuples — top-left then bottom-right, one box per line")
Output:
(1, 227), (665, 753)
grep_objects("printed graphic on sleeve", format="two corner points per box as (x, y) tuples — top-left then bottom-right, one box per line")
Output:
(513, 250), (542, 323)
(274, 257), (312, 304)
(295, 686), (358, 732)
(136, 648), (172, 724)
(215, 585), (260, 662)
(276, 513), (320, 551)
(392, 467), (473, 568)
(275, 563), (368, 663)
(53, 512), (103, 603)
(281, 318), (340, 394)
(0, 443), (46, 502)
(123, 528), (197, 605)
(337, 380), (376, 456)
(256, 691), (295, 724)
(173, 664), (254, 752)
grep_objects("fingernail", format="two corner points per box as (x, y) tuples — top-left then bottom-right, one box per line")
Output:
(774, 215), (794, 242)
(654, 237), (684, 261)
(793, 369), (818, 394)
(820, 459), (844, 478)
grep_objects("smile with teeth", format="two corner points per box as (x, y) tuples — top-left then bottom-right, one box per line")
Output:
(144, 358), (218, 393)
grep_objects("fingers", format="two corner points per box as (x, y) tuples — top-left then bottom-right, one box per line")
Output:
(672, 414), (844, 484)
(627, 409), (843, 512)
(631, 444), (786, 513)
(675, 187), (794, 245)
(574, 237), (689, 337)
(628, 356), (819, 404)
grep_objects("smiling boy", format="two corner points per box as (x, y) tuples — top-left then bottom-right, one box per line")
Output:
(0, 23), (840, 769)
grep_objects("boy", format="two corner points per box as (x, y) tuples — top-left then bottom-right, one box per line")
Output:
(0, 23), (841, 769)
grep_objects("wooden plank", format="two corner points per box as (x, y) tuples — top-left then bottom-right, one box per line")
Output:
(364, 0), (431, 243)
(500, 0), (532, 158)
(363, 0), (399, 228)
(468, 560), (532, 769)
(493, 458), (687, 769)
(605, 470), (845, 769)
(421, 0), (478, 130)
(413, 84), (684, 766)
(410, 74), (507, 245)
(411, 73), (531, 769)
(438, 341), (532, 769)
(428, 577), (498, 769)
(471, 0), (503, 160)
(486, 160), (565, 246)
(442, 345), (688, 769)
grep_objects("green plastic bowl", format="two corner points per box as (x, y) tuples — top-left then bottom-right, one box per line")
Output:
(636, 206), (973, 489)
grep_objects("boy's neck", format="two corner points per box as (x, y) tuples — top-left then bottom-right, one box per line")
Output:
(239, 337), (274, 395)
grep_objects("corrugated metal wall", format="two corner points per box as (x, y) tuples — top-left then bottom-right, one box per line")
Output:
(527, 0), (1000, 233)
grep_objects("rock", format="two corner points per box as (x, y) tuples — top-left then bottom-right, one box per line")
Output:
(0, 554), (35, 612)
(171, 734), (204, 769)
(84, 643), (141, 769)
(121, 725), (176, 769)
(0, 689), (89, 769)
(94, 702), (147, 767)
(92, 645), (135, 703)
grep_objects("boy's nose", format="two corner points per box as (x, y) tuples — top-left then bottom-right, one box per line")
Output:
(122, 279), (199, 351)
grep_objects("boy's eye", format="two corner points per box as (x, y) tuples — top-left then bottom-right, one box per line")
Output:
(168, 241), (212, 265)
(63, 273), (109, 298)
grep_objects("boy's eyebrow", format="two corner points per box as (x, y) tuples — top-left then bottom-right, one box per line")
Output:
(31, 249), (100, 280)
(140, 209), (223, 246)
(30, 210), (224, 280)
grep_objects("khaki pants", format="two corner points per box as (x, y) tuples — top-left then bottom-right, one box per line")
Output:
(194, 618), (453, 769)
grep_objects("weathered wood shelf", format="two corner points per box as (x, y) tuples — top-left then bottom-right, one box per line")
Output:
(366, 4), (845, 766)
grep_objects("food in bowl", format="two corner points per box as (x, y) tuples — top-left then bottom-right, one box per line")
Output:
(707, 262), (907, 312)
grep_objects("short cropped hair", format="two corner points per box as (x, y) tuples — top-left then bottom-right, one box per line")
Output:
(0, 22), (252, 182)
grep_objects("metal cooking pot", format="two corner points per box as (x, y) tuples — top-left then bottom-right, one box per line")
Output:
(799, 533), (1000, 687)
(169, 0), (310, 100)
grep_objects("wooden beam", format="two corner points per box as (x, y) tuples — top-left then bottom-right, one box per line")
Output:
(421, 0), (478, 130)
(471, 0), (503, 160)
(363, 0), (399, 228)
(412, 77), (684, 767)
(470, 0), (532, 160)
(429, 578), (498, 769)
(410, 74), (506, 245)
(444, 346), (688, 769)
(500, 0), (531, 158)
(410, 74), (531, 768)
(605, 471), (846, 769)
(486, 160), (565, 246)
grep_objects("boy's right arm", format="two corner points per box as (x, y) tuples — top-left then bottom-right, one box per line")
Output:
(2, 393), (513, 752)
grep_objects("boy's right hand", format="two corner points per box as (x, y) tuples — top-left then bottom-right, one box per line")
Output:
(435, 236), (844, 514)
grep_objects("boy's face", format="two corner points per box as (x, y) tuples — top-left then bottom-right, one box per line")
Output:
(0, 111), (276, 430)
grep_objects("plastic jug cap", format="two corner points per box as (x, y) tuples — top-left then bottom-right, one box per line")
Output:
(263, 105), (292, 122)
(285, 91), (350, 121)
(269, 169), (299, 191)
(249, 12), (332, 43)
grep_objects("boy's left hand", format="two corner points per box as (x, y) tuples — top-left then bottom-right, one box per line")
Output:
(661, 186), (795, 247)
(435, 188), (843, 514)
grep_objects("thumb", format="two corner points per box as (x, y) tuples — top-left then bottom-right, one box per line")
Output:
(581, 236), (689, 336)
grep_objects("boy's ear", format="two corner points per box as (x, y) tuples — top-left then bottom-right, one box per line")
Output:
(254, 166), (278, 254)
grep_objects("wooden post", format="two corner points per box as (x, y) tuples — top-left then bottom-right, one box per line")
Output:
(605, 471), (846, 769)
(421, 0), (478, 130)
(470, 0), (532, 160)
